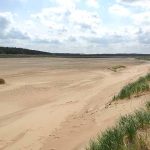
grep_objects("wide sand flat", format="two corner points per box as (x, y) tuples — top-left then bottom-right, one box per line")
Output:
(0, 57), (149, 150)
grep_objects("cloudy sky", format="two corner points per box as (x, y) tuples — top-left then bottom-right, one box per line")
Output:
(0, 0), (150, 53)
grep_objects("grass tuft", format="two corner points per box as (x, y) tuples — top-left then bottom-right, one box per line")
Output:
(0, 78), (5, 84)
(109, 65), (126, 72)
(146, 101), (150, 110)
(86, 102), (150, 150)
(113, 73), (150, 100)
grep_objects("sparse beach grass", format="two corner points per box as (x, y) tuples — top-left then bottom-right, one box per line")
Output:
(113, 73), (150, 100)
(146, 101), (150, 110)
(86, 102), (150, 150)
(108, 65), (126, 72)
(136, 57), (150, 61)
(86, 73), (150, 150)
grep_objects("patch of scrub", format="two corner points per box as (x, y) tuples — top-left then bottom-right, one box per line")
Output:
(108, 65), (126, 72)
(0, 78), (5, 84)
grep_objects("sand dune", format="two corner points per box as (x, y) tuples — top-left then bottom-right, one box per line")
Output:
(0, 57), (149, 150)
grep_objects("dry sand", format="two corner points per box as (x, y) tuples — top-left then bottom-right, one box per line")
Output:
(0, 57), (149, 150)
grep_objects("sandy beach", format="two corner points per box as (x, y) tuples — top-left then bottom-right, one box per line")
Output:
(0, 57), (149, 150)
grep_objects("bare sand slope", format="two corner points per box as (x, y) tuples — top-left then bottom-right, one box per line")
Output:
(0, 58), (149, 150)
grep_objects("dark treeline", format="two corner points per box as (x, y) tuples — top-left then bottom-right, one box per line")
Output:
(0, 46), (150, 58)
(0, 47), (50, 55)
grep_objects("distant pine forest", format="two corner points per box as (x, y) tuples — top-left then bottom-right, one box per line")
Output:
(0, 46), (150, 58)
(0, 47), (50, 55)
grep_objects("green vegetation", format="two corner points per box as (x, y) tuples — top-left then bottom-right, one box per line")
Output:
(0, 46), (50, 55)
(113, 73), (150, 100)
(1, 46), (150, 58)
(86, 102), (150, 150)
(108, 65), (126, 72)
(136, 57), (150, 61)
(146, 101), (150, 110)
(86, 74), (150, 150)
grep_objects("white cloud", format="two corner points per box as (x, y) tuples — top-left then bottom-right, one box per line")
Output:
(86, 0), (99, 8)
(0, 0), (150, 53)
(132, 11), (150, 25)
(117, 0), (150, 10)
(29, 6), (102, 43)
(49, 0), (80, 9)
(0, 12), (14, 25)
(109, 4), (130, 16)
(0, 12), (29, 40)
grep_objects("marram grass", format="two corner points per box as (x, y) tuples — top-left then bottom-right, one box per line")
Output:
(146, 101), (150, 110)
(86, 102), (150, 150)
(109, 65), (126, 72)
(86, 74), (150, 150)
(113, 73), (150, 100)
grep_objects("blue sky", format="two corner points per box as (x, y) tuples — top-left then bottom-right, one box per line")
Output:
(0, 0), (150, 53)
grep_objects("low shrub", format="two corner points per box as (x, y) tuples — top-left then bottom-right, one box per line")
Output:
(0, 78), (5, 84)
